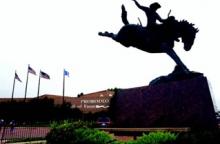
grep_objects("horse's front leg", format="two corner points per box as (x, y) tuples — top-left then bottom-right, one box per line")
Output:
(161, 42), (190, 74)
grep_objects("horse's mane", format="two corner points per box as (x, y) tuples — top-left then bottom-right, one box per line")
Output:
(177, 20), (199, 51)
(179, 20), (199, 35)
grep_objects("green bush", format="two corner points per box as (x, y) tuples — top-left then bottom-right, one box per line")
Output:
(46, 121), (76, 144)
(127, 131), (177, 144)
(73, 128), (115, 144)
(49, 120), (95, 129)
(46, 120), (115, 144)
(46, 121), (180, 144)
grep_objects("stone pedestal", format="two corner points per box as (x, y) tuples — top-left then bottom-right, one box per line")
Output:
(111, 75), (217, 128)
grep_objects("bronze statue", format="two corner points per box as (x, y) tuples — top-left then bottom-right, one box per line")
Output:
(99, 1), (198, 73)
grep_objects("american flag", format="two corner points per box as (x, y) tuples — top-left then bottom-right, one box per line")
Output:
(15, 72), (22, 82)
(28, 65), (36, 75)
(40, 71), (50, 79)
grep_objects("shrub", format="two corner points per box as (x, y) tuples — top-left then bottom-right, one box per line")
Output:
(73, 128), (115, 144)
(128, 131), (178, 144)
(46, 121), (76, 144)
(46, 121), (180, 144)
(46, 120), (115, 144)
(49, 120), (95, 129)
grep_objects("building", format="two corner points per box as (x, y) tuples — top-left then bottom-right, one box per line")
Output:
(0, 90), (115, 113)
(39, 90), (114, 113)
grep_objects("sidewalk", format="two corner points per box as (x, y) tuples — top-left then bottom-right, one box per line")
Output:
(7, 140), (46, 144)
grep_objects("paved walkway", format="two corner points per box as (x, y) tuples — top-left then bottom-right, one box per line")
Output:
(7, 140), (46, 144)
(0, 127), (50, 143)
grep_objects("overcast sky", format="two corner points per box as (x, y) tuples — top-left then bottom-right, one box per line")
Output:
(0, 0), (220, 110)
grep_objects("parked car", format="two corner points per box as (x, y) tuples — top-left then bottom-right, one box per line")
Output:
(96, 117), (111, 127)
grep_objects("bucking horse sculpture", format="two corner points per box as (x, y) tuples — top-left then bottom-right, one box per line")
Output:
(98, 4), (198, 73)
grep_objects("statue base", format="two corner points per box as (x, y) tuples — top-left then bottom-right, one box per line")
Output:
(110, 72), (217, 129)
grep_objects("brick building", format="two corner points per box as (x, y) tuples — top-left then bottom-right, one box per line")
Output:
(0, 90), (115, 113)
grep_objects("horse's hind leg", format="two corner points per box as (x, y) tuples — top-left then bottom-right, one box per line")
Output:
(161, 43), (190, 73)
(98, 31), (118, 40)
(98, 31), (130, 47)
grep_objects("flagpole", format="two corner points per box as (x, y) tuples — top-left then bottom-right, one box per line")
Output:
(63, 69), (65, 104)
(24, 66), (29, 101)
(37, 71), (41, 98)
(11, 71), (16, 101)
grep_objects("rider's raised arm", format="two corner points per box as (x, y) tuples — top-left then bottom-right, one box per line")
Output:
(132, 0), (146, 11)
(156, 13), (165, 23)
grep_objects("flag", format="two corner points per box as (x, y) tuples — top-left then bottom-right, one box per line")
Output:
(28, 65), (36, 75)
(64, 69), (69, 77)
(40, 71), (50, 79)
(15, 72), (22, 82)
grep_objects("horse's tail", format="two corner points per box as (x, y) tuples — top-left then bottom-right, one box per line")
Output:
(121, 5), (129, 25)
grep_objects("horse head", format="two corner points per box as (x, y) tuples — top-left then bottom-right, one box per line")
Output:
(178, 20), (199, 51)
